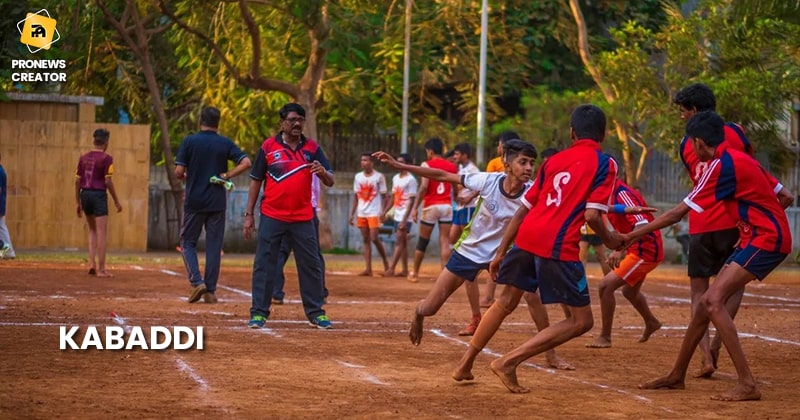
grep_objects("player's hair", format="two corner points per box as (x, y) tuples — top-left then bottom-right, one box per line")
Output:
(397, 153), (414, 165)
(503, 139), (537, 162)
(570, 104), (607, 142)
(279, 103), (306, 120)
(360, 152), (374, 160)
(541, 147), (559, 160)
(444, 150), (455, 159)
(496, 130), (521, 145)
(453, 142), (472, 158)
(686, 111), (725, 147)
(424, 137), (444, 155)
(200, 107), (221, 128)
(673, 83), (716, 112)
(93, 128), (110, 146)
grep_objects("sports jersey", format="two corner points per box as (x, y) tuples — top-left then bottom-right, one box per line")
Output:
(250, 133), (332, 222)
(485, 156), (504, 173)
(354, 171), (387, 218)
(679, 122), (754, 234)
(76, 150), (114, 191)
(454, 172), (532, 264)
(608, 179), (663, 263)
(391, 173), (418, 222)
(456, 161), (480, 209)
(515, 139), (617, 261)
(684, 147), (791, 254)
(421, 157), (457, 206)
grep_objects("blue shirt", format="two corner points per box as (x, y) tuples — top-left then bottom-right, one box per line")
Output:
(176, 130), (247, 212)
(0, 164), (6, 216)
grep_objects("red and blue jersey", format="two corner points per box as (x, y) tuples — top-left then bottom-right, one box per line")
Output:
(679, 122), (753, 234)
(683, 147), (790, 254)
(250, 134), (331, 222)
(608, 179), (663, 263)
(516, 139), (618, 262)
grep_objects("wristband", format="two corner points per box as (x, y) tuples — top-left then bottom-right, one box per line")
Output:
(611, 204), (627, 214)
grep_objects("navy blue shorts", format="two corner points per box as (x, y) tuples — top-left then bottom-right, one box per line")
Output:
(726, 245), (787, 280)
(453, 207), (477, 226)
(80, 189), (108, 217)
(393, 221), (412, 232)
(497, 246), (590, 307)
(445, 250), (488, 282)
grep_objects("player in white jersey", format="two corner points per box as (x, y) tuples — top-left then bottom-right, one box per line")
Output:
(349, 153), (390, 276)
(383, 153), (419, 277)
(373, 141), (573, 370)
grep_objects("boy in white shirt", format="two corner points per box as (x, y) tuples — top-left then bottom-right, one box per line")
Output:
(383, 153), (418, 277)
(349, 153), (390, 276)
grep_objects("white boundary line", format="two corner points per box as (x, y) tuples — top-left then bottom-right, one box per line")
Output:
(335, 359), (390, 385)
(429, 329), (674, 414)
(662, 283), (800, 303)
(175, 357), (210, 392)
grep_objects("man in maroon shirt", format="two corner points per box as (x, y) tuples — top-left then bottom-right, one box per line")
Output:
(75, 129), (122, 277)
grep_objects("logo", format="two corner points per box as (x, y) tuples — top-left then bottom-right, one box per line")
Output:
(273, 151), (282, 161)
(17, 9), (60, 53)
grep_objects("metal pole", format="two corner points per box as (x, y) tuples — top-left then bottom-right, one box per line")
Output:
(476, 0), (488, 165)
(401, 0), (412, 154)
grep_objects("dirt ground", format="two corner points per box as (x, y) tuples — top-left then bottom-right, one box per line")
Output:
(1, 253), (799, 419)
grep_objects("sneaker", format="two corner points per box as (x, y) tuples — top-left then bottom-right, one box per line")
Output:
(248, 315), (267, 329)
(458, 314), (482, 336)
(271, 297), (284, 305)
(309, 314), (332, 329)
(203, 292), (218, 303)
(188, 283), (207, 303)
(0, 244), (10, 259)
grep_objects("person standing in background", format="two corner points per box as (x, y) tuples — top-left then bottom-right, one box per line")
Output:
(0, 152), (15, 259)
(383, 153), (418, 277)
(75, 129), (123, 277)
(175, 107), (252, 303)
(349, 153), (390, 276)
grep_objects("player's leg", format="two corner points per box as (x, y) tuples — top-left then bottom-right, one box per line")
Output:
(448, 208), (463, 245)
(481, 274), (497, 308)
(457, 279), (482, 336)
(368, 219), (389, 272)
(357, 219), (373, 275)
(411, 220), (435, 282)
(272, 237), (291, 304)
(95, 215), (110, 276)
(620, 269), (662, 343)
(586, 272), (626, 348)
(437, 222), (453, 268)
(523, 291), (574, 369)
(85, 214), (98, 274)
(0, 215), (15, 258)
(592, 242), (611, 275)
(288, 219), (328, 326)
(452, 285), (524, 381)
(249, 215), (286, 325)
(312, 210), (329, 301)
(180, 211), (207, 299)
(202, 210), (225, 300)
(410, 267), (468, 345)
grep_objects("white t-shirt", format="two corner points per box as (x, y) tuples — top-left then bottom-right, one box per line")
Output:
(454, 172), (533, 264)
(354, 171), (388, 217)
(391, 173), (418, 222)
(457, 161), (480, 209)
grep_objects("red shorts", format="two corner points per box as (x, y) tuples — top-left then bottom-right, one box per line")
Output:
(613, 253), (660, 286)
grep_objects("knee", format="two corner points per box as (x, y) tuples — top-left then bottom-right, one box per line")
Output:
(701, 292), (725, 316)
(495, 295), (519, 313)
(416, 237), (430, 253)
(621, 287), (637, 300)
(573, 311), (594, 334)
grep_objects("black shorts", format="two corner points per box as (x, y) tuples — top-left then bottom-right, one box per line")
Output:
(80, 189), (108, 217)
(580, 234), (603, 246)
(688, 228), (739, 278)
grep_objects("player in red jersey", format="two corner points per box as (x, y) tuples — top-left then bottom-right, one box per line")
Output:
(627, 111), (792, 401)
(587, 178), (663, 348)
(452, 104), (623, 393)
(407, 137), (458, 282)
(673, 83), (757, 377)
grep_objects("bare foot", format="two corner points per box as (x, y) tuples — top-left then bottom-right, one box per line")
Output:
(452, 351), (477, 381)
(694, 364), (715, 379)
(407, 272), (419, 283)
(638, 375), (685, 390)
(409, 310), (424, 346)
(357, 270), (373, 277)
(452, 368), (474, 382)
(489, 359), (529, 393)
(395, 271), (409, 278)
(479, 299), (494, 309)
(710, 345), (720, 370)
(639, 320), (662, 343)
(545, 351), (575, 370)
(586, 336), (612, 348)
(96, 270), (113, 278)
(710, 384), (761, 401)
(382, 269), (395, 277)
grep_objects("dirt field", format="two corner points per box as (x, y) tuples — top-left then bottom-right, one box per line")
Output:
(1, 254), (799, 419)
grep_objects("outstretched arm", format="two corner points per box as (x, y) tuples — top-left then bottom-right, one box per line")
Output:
(373, 151), (461, 184)
(624, 202), (690, 245)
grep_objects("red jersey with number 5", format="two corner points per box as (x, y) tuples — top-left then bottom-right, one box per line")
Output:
(683, 147), (790, 254)
(515, 140), (618, 262)
(679, 122), (753, 234)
